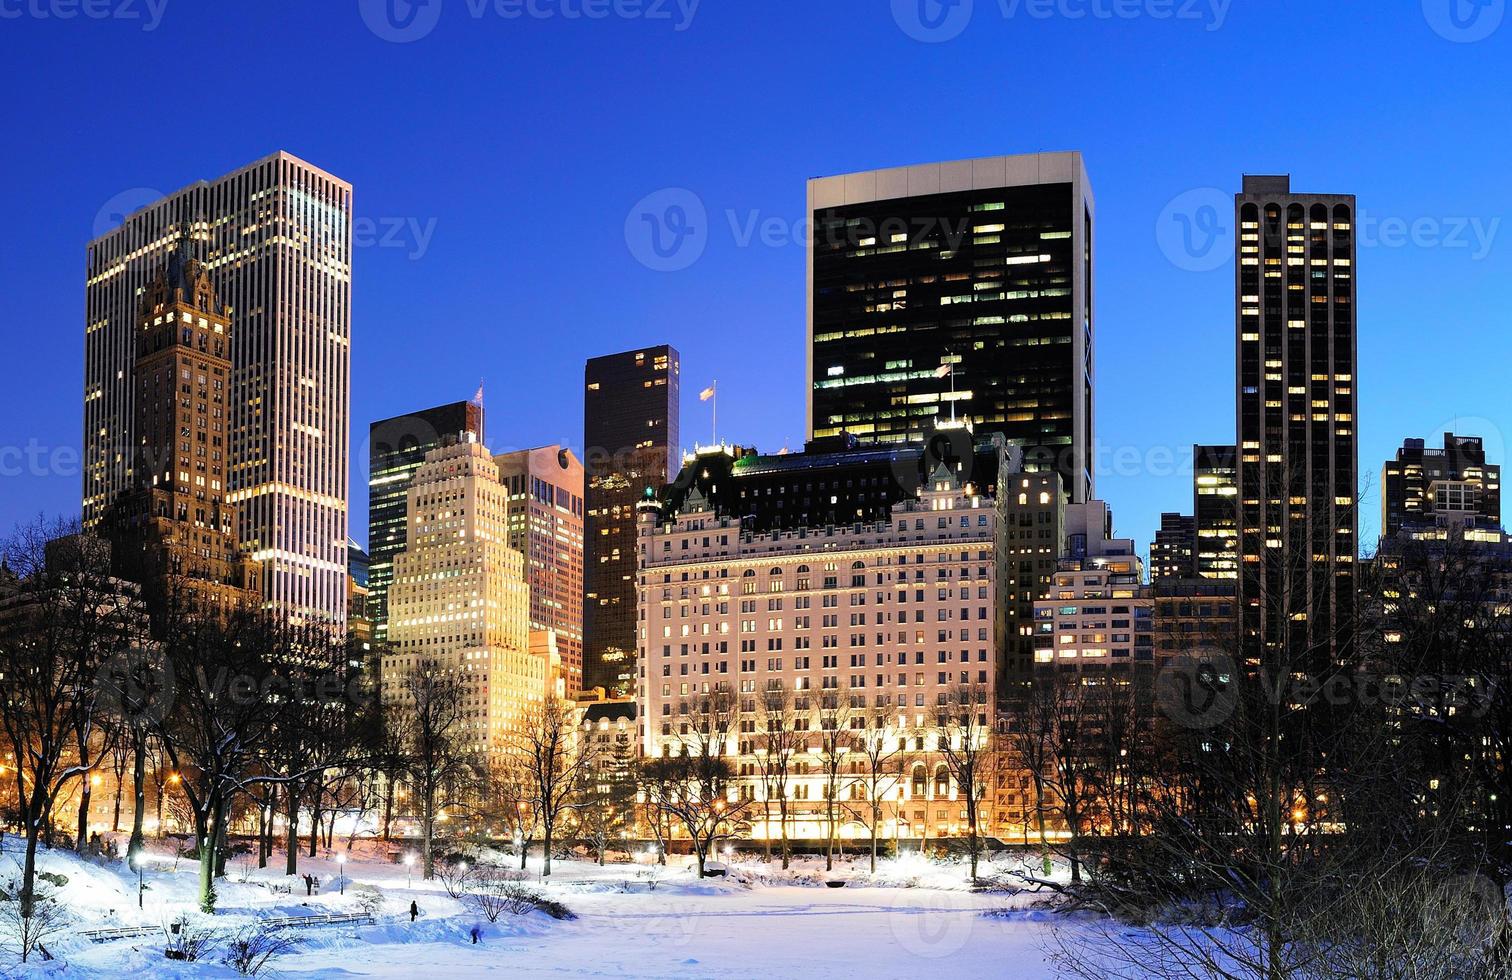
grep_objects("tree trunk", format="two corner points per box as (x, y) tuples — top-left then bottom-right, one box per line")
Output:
(285, 789), (300, 875)
(381, 781), (394, 841)
(128, 738), (147, 863)
(543, 821), (553, 877)
(308, 788), (320, 858)
(75, 779), (92, 852)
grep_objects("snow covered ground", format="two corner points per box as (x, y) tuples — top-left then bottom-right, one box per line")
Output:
(3, 838), (1083, 978)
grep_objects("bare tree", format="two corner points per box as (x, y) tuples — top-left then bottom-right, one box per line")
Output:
(0, 521), (141, 923)
(930, 682), (994, 881)
(754, 685), (801, 868)
(642, 686), (751, 877)
(847, 705), (906, 873)
(397, 662), (481, 881)
(814, 691), (854, 871)
(513, 694), (593, 877)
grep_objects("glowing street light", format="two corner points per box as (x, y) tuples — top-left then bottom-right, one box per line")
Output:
(404, 852), (415, 888)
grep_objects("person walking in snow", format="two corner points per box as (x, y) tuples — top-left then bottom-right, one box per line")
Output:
(410, 900), (419, 923)
(470, 925), (481, 944)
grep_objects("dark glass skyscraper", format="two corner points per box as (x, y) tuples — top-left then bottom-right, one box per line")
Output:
(367, 400), (484, 644)
(807, 152), (1094, 503)
(584, 346), (679, 694)
(1235, 175), (1357, 667)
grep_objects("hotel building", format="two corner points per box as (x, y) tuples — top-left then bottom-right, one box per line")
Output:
(636, 428), (1017, 843)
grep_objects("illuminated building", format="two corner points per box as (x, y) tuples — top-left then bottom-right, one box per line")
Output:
(86, 151), (352, 626)
(584, 345), (679, 695)
(807, 152), (1095, 503)
(494, 446), (585, 693)
(382, 437), (544, 755)
(1234, 175), (1357, 667)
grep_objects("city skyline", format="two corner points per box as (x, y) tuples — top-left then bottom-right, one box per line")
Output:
(4, 3), (1510, 565)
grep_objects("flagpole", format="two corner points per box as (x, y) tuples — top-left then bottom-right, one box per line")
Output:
(712, 380), (717, 447)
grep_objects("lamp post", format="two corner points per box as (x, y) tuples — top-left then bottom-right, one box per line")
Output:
(129, 843), (145, 909)
(404, 852), (415, 889)
(337, 853), (347, 895)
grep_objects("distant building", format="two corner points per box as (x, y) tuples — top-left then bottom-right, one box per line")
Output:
(1234, 175), (1357, 667)
(1033, 553), (1153, 671)
(86, 151), (352, 627)
(1193, 445), (1238, 581)
(1151, 513), (1196, 584)
(367, 401), (485, 644)
(1151, 577), (1237, 664)
(347, 539), (374, 667)
(494, 447), (586, 693)
(807, 152), (1096, 504)
(1381, 433), (1501, 541)
(383, 436), (543, 757)
(584, 346), (680, 696)
(101, 245), (259, 619)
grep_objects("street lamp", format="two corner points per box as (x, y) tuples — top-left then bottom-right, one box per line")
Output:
(129, 843), (145, 909)
(404, 852), (415, 888)
(337, 853), (347, 895)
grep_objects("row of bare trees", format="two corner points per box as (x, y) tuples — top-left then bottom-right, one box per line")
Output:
(1033, 529), (1512, 980)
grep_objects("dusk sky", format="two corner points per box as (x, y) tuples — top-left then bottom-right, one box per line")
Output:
(2, 0), (1509, 555)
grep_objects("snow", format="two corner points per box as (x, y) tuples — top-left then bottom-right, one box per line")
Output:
(1, 838), (1085, 978)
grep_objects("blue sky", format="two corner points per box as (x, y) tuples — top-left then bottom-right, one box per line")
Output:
(1, 0), (1509, 556)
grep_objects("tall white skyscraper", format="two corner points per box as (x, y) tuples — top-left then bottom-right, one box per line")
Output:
(85, 151), (352, 627)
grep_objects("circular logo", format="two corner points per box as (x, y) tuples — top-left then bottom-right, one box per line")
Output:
(95, 646), (176, 728)
(1156, 650), (1239, 729)
(888, 889), (977, 958)
(93, 187), (164, 240)
(625, 188), (708, 272)
(1155, 187), (1233, 272)
(891, 420), (980, 496)
(1423, 0), (1504, 42)
(891, 0), (974, 43)
(359, 0), (444, 43)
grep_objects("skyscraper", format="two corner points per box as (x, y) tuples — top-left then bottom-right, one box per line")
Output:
(382, 437), (542, 757)
(86, 151), (352, 626)
(1194, 444), (1239, 581)
(367, 400), (485, 644)
(1381, 433), (1500, 540)
(583, 346), (679, 695)
(1234, 175), (1357, 666)
(493, 446), (585, 692)
(807, 152), (1095, 503)
(101, 244), (259, 617)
